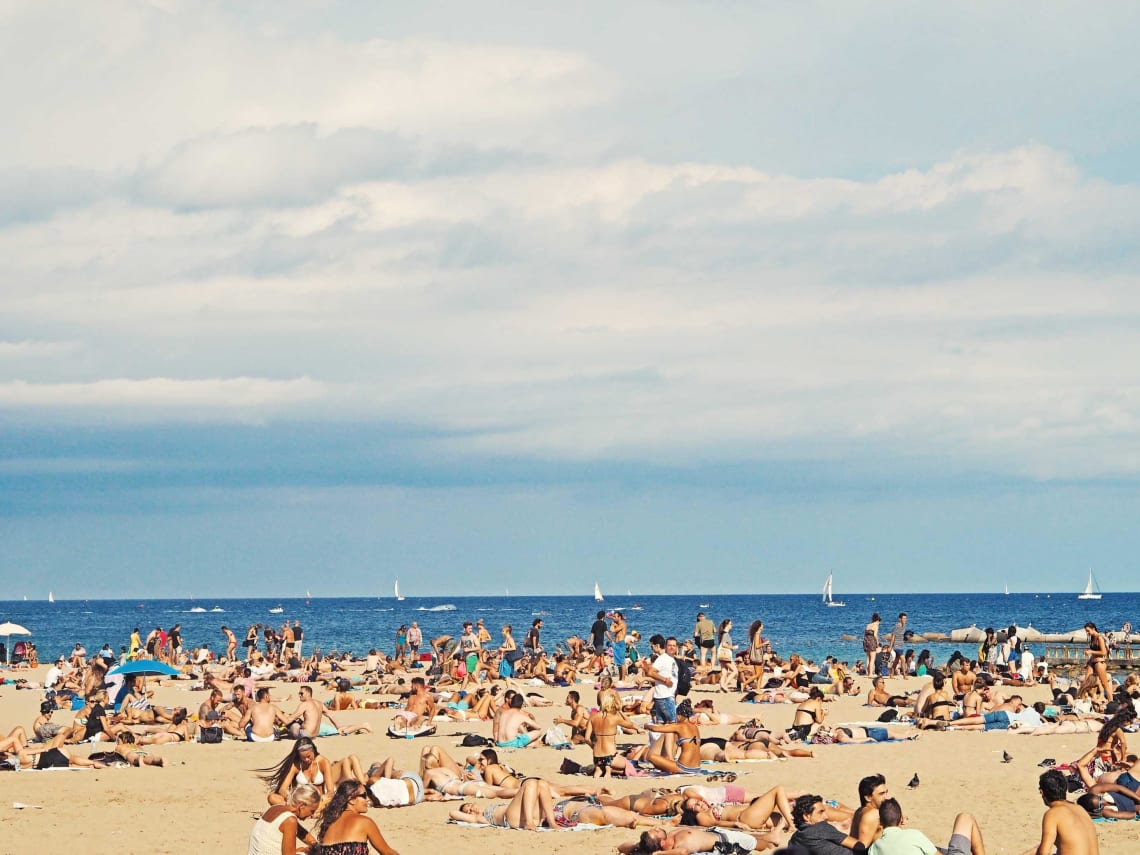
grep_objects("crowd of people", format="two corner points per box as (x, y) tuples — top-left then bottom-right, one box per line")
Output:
(2, 608), (1137, 855)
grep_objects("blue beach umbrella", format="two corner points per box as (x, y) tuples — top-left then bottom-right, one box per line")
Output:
(107, 660), (181, 678)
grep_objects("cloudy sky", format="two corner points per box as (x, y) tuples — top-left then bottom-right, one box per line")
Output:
(3, 1), (1139, 598)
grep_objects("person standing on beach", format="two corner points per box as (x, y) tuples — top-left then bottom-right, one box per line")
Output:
(524, 618), (543, 657)
(694, 612), (716, 668)
(889, 613), (908, 677)
(590, 611), (609, 655)
(281, 622), (295, 665)
(406, 621), (421, 663)
(863, 613), (881, 677)
(642, 634), (679, 725)
(168, 623), (182, 664)
(1025, 770), (1098, 855)
(292, 621), (304, 659)
(609, 611), (628, 680)
(221, 626), (237, 662)
(129, 627), (141, 660)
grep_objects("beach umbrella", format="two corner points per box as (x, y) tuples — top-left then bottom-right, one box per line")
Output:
(0, 622), (31, 664)
(107, 660), (180, 678)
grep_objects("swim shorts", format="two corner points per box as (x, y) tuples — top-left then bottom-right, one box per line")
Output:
(497, 733), (533, 749)
(865, 727), (889, 742)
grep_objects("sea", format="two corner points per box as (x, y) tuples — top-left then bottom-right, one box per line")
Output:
(3, 592), (1138, 667)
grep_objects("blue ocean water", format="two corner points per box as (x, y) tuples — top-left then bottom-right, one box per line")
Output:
(3, 592), (1138, 666)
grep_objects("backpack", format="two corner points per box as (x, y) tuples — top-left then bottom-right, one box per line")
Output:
(676, 659), (694, 697)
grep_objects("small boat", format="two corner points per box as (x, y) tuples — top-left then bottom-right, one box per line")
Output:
(630, 603), (644, 611)
(594, 582), (604, 603)
(48, 591), (54, 603)
(418, 604), (456, 612)
(1078, 570), (1102, 600)
(306, 590), (311, 598)
(210, 607), (225, 613)
(822, 573), (845, 607)
(269, 606), (284, 614)
(395, 579), (405, 602)
(189, 606), (207, 613)
(1004, 583), (1010, 595)
(699, 603), (710, 608)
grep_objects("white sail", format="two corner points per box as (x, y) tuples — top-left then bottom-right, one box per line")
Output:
(48, 591), (54, 603)
(594, 582), (604, 602)
(1078, 570), (1101, 600)
(822, 573), (845, 607)
(1003, 583), (1009, 595)
(395, 579), (405, 601)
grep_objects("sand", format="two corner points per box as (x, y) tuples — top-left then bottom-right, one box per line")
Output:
(1, 668), (1137, 855)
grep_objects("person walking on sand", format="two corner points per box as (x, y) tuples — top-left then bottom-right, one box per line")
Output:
(888, 613), (908, 677)
(222, 626), (238, 662)
(694, 612), (716, 668)
(863, 613), (881, 677)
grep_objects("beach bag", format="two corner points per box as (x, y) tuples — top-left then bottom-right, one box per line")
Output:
(559, 757), (582, 775)
(505, 648), (525, 663)
(198, 726), (223, 744)
(748, 643), (765, 666)
(461, 734), (491, 747)
(877, 709), (899, 723)
(717, 643), (733, 662)
(544, 725), (570, 747)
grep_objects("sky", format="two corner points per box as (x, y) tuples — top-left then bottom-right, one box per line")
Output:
(3, 1), (1140, 598)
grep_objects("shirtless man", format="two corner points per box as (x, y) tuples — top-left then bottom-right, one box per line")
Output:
(198, 688), (226, 724)
(241, 687), (287, 741)
(553, 690), (590, 743)
(221, 626), (238, 662)
(288, 684), (369, 738)
(621, 825), (761, 854)
(953, 660), (977, 697)
(867, 676), (911, 708)
(852, 774), (890, 847)
(1022, 770), (1098, 855)
(390, 676), (436, 733)
(495, 692), (544, 748)
(220, 683), (252, 738)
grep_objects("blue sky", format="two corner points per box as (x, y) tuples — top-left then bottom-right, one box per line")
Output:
(2, 1), (1140, 597)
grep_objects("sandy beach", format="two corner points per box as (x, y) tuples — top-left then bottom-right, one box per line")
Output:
(0, 666), (1137, 855)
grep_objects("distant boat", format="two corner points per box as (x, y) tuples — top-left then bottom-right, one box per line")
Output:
(418, 604), (456, 612)
(594, 582), (604, 603)
(210, 607), (225, 613)
(395, 579), (405, 602)
(189, 606), (207, 613)
(699, 603), (710, 608)
(306, 589), (311, 598)
(822, 573), (845, 607)
(1078, 570), (1102, 600)
(269, 606), (283, 614)
(630, 603), (644, 611)
(627, 589), (633, 597)
(48, 591), (54, 603)
(1004, 584), (1010, 595)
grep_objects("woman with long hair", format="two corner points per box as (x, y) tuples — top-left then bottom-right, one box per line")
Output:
(259, 737), (365, 806)
(247, 783), (320, 855)
(862, 613), (881, 676)
(716, 619), (738, 693)
(1095, 705), (1135, 766)
(1085, 622), (1114, 698)
(318, 779), (401, 854)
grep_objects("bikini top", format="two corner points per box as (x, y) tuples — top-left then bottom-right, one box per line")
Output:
(296, 763), (324, 786)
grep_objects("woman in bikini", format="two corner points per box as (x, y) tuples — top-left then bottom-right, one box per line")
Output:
(916, 672), (957, 729)
(318, 780), (401, 854)
(787, 687), (826, 741)
(680, 785), (795, 833)
(137, 707), (193, 745)
(1085, 622), (1114, 699)
(586, 691), (642, 778)
(260, 737), (366, 806)
(644, 699), (703, 775)
(450, 777), (560, 831)
(690, 701), (755, 727)
(418, 745), (517, 799)
(601, 789), (687, 817)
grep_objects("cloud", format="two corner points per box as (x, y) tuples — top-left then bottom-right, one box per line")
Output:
(0, 377), (327, 416)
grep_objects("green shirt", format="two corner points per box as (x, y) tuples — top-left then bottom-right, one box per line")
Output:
(869, 826), (938, 855)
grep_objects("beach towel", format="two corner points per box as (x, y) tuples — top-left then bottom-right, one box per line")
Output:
(448, 820), (611, 831)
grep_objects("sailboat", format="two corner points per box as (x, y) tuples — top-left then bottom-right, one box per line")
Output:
(1078, 570), (1102, 600)
(1003, 584), (1009, 595)
(395, 579), (405, 602)
(48, 591), (54, 603)
(594, 582), (604, 603)
(822, 573), (845, 607)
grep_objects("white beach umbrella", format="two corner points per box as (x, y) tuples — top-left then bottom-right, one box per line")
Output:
(0, 621), (31, 663)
